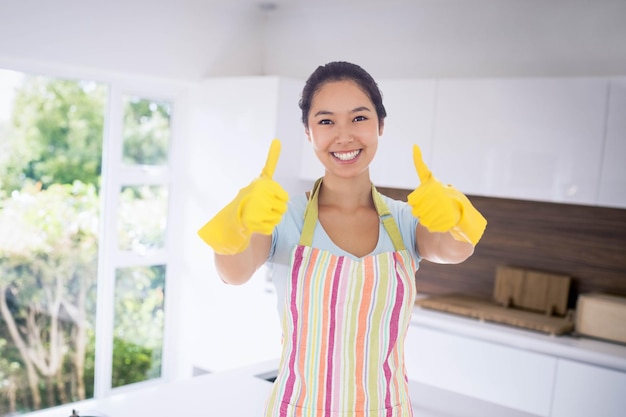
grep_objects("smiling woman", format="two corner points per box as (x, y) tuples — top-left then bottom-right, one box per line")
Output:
(198, 61), (486, 417)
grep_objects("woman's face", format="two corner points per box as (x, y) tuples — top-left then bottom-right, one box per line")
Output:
(305, 80), (384, 179)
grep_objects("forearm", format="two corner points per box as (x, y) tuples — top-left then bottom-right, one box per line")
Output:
(214, 234), (271, 285)
(416, 225), (475, 264)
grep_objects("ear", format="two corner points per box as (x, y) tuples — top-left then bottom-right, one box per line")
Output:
(378, 119), (385, 136)
(305, 127), (312, 142)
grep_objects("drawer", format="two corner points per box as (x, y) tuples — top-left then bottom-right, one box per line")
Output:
(405, 324), (556, 416)
(551, 358), (626, 417)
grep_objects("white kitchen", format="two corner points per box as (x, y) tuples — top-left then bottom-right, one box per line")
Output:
(1, 1), (625, 416)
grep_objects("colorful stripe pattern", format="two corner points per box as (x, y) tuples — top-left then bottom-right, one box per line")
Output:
(264, 244), (417, 417)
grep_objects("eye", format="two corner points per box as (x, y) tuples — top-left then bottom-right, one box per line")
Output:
(318, 119), (333, 125)
(353, 115), (368, 122)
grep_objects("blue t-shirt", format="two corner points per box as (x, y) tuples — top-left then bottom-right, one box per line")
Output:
(266, 192), (421, 319)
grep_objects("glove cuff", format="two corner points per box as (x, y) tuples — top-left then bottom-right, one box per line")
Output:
(449, 194), (487, 246)
(197, 201), (251, 255)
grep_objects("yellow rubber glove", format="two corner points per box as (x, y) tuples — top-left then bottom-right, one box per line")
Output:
(407, 144), (487, 246)
(197, 139), (289, 255)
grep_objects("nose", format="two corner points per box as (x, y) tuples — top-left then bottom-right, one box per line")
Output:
(334, 123), (354, 144)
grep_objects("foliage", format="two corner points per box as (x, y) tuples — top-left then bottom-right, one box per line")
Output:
(111, 338), (153, 388)
(122, 97), (171, 166)
(0, 74), (169, 416)
(0, 77), (106, 193)
(0, 181), (99, 413)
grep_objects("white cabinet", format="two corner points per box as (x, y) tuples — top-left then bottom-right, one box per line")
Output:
(406, 309), (626, 417)
(551, 359), (626, 417)
(598, 78), (626, 208)
(405, 324), (556, 416)
(430, 78), (609, 205)
(298, 76), (623, 208)
(369, 79), (437, 189)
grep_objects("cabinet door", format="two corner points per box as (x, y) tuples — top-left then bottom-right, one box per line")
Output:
(551, 359), (626, 417)
(597, 78), (626, 208)
(431, 78), (608, 205)
(370, 79), (437, 189)
(405, 325), (556, 417)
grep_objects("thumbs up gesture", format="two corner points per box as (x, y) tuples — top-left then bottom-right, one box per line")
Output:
(198, 139), (289, 255)
(407, 145), (487, 246)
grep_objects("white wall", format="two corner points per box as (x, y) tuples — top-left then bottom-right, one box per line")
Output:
(174, 77), (308, 374)
(264, 0), (626, 79)
(1, 0), (625, 81)
(0, 0), (264, 80)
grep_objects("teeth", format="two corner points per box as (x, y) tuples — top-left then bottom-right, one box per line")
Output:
(332, 150), (360, 161)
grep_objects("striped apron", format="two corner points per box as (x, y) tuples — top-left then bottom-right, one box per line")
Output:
(264, 180), (417, 417)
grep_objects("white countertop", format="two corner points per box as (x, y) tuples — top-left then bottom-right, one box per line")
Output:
(411, 304), (626, 372)
(27, 361), (275, 417)
(25, 306), (625, 417)
(26, 357), (540, 417)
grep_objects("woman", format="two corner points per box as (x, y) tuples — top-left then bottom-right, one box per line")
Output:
(198, 61), (487, 417)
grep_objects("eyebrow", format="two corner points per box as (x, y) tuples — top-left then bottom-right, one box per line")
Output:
(313, 106), (373, 118)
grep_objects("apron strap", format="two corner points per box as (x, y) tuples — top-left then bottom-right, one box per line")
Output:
(299, 178), (406, 251)
(372, 185), (406, 252)
(300, 178), (322, 247)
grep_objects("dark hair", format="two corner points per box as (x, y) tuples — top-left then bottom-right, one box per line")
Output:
(299, 61), (387, 128)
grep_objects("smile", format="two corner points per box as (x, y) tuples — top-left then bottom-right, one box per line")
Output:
(332, 150), (361, 161)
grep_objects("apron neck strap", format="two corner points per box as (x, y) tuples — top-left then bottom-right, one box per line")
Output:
(299, 178), (405, 251)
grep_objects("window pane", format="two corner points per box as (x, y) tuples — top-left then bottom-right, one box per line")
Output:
(0, 70), (105, 415)
(117, 185), (169, 252)
(122, 96), (171, 166)
(112, 265), (165, 388)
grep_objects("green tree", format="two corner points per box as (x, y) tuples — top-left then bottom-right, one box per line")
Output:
(122, 97), (171, 166)
(0, 182), (99, 411)
(0, 77), (106, 194)
(0, 74), (105, 414)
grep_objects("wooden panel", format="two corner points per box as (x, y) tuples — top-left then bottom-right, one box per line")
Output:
(575, 293), (626, 344)
(493, 265), (571, 316)
(416, 294), (574, 335)
(377, 187), (626, 307)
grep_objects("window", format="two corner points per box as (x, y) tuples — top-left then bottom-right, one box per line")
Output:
(0, 68), (177, 415)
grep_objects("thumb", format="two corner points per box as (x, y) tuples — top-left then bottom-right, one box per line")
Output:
(261, 138), (281, 179)
(413, 144), (432, 184)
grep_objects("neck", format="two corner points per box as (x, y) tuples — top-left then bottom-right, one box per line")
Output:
(317, 173), (374, 210)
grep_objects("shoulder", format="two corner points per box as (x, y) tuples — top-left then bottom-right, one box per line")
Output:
(380, 194), (413, 219)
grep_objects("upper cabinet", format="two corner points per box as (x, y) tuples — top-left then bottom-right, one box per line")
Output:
(597, 78), (626, 209)
(430, 78), (609, 205)
(369, 79), (437, 190)
(296, 76), (624, 209)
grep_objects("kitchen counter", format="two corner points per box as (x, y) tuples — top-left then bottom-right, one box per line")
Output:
(26, 357), (541, 417)
(24, 305), (626, 417)
(411, 303), (626, 372)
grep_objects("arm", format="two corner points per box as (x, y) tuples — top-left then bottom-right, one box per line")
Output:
(415, 225), (474, 264)
(197, 139), (288, 285)
(213, 233), (272, 285)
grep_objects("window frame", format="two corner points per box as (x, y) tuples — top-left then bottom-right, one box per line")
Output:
(0, 59), (192, 408)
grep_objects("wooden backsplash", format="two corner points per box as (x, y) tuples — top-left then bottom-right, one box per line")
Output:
(378, 187), (626, 308)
